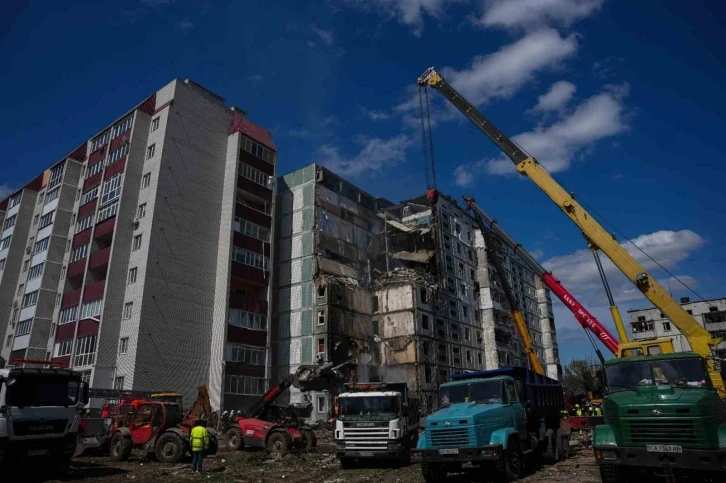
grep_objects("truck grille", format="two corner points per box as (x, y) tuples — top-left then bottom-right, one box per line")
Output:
(624, 419), (700, 445)
(430, 428), (469, 447)
(343, 427), (389, 451)
(13, 419), (68, 436)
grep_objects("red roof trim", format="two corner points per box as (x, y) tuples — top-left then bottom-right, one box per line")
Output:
(229, 112), (277, 151)
(153, 100), (173, 115)
(138, 94), (157, 115)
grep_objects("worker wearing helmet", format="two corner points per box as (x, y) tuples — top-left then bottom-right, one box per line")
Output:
(594, 405), (602, 417)
(575, 404), (582, 417)
(190, 420), (210, 473)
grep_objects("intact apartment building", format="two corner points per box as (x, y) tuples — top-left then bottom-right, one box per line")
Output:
(272, 165), (561, 416)
(0, 78), (277, 410)
(628, 297), (726, 357)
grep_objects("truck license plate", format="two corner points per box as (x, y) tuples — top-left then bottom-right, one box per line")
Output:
(438, 448), (459, 455)
(26, 449), (48, 456)
(646, 444), (682, 453)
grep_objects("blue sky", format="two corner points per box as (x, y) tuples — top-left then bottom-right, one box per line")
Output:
(2, 0), (726, 365)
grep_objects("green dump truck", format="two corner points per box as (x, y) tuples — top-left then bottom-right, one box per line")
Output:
(594, 352), (726, 481)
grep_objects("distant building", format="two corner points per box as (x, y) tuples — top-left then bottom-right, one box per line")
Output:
(628, 297), (726, 357)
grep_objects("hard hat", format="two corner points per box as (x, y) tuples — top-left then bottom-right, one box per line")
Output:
(575, 404), (580, 408)
(222, 411), (228, 416)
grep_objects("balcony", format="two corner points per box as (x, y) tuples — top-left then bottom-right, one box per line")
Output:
(229, 293), (268, 313)
(67, 259), (86, 279)
(88, 246), (111, 273)
(94, 216), (115, 240)
(83, 280), (106, 302)
(61, 288), (82, 308)
(237, 176), (272, 203)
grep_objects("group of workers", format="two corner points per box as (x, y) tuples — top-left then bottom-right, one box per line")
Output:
(562, 403), (602, 417)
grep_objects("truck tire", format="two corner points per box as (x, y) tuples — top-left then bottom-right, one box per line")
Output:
(542, 429), (556, 463)
(74, 431), (86, 458)
(300, 429), (317, 452)
(226, 427), (244, 450)
(267, 431), (292, 457)
(206, 434), (219, 456)
(110, 432), (132, 462)
(499, 440), (522, 482)
(556, 429), (568, 461)
(421, 462), (446, 483)
(155, 432), (184, 464)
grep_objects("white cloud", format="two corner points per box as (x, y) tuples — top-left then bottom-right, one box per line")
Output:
(311, 25), (334, 45)
(477, 0), (604, 31)
(287, 127), (311, 138)
(442, 29), (578, 107)
(530, 249), (545, 260)
(306, 40), (317, 48)
(453, 165), (474, 187)
(247, 74), (264, 84)
(342, 0), (457, 36)
(174, 20), (194, 31)
(360, 107), (392, 121)
(318, 134), (413, 176)
(0, 184), (17, 201)
(141, 0), (174, 6)
(484, 83), (629, 175)
(531, 80), (576, 113)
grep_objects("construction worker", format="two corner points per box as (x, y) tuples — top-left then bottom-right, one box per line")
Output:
(594, 405), (602, 416)
(575, 404), (582, 417)
(190, 419), (210, 473)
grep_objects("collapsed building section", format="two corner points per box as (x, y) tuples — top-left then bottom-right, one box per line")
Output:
(272, 164), (562, 419)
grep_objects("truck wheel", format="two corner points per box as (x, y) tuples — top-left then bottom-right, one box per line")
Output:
(226, 427), (244, 450)
(556, 429), (568, 461)
(421, 462), (446, 483)
(74, 431), (86, 458)
(110, 432), (132, 462)
(206, 434), (219, 456)
(599, 465), (621, 483)
(500, 441), (522, 482)
(155, 432), (184, 464)
(267, 431), (292, 457)
(542, 429), (556, 463)
(340, 458), (357, 469)
(300, 429), (317, 452)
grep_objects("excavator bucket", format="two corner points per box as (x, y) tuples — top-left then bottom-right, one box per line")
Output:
(292, 360), (353, 392)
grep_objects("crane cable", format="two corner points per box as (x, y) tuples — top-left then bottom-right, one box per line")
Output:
(418, 86), (437, 190)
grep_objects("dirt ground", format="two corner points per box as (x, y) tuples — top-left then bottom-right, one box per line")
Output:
(35, 433), (601, 483)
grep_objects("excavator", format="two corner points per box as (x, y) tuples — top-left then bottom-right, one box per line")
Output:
(417, 66), (725, 397)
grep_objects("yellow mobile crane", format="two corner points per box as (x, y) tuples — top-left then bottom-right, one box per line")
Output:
(417, 67), (725, 396)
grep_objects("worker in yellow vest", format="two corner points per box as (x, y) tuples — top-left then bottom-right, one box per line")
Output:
(594, 405), (602, 416)
(575, 404), (582, 417)
(190, 420), (210, 473)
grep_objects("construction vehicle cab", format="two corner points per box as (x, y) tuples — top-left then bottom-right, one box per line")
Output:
(619, 339), (674, 358)
(594, 352), (726, 481)
(150, 392), (183, 410)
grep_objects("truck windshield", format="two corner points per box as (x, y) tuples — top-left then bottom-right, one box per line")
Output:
(439, 381), (503, 407)
(338, 396), (399, 420)
(4, 373), (81, 407)
(606, 358), (708, 392)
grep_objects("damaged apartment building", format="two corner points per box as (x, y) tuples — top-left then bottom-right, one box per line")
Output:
(272, 164), (561, 418)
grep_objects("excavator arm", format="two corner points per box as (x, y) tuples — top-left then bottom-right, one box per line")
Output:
(419, 67), (724, 396)
(469, 209), (544, 374)
(464, 196), (620, 355)
(186, 385), (213, 420)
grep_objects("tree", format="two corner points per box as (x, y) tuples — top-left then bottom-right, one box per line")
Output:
(561, 359), (599, 396)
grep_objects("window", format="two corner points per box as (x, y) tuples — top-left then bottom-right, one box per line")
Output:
(420, 288), (428, 304)
(422, 314), (430, 330)
(17, 284), (24, 296)
(463, 306), (469, 318)
(113, 116), (133, 137)
(146, 144), (156, 159)
(38, 193), (44, 204)
(226, 344), (266, 365)
(8, 192), (22, 208)
(478, 353), (483, 365)
(687, 310), (693, 315)
(317, 338), (325, 356)
(101, 173), (122, 204)
(16, 318), (32, 336)
(317, 310), (325, 326)
(39, 211), (55, 229)
(373, 296), (379, 312)
(113, 376), (125, 390)
(54, 339), (73, 357)
(662, 322), (672, 332)
(425, 366), (432, 383)
(318, 286), (326, 298)
(240, 163), (272, 188)
(423, 341), (430, 355)
(5, 335), (11, 348)
(142, 173), (151, 188)
(233, 217), (271, 242)
(132, 235), (142, 251)
(97, 201), (119, 222)
(151, 117), (160, 131)
(470, 269), (476, 281)
(316, 396), (326, 413)
(119, 337), (129, 355)
(3, 214), (16, 230)
(47, 163), (64, 190)
(232, 246), (270, 271)
(23, 260), (29, 272)
(59, 305), (78, 325)
(76, 215), (93, 233)
(710, 307), (719, 312)
(80, 186), (99, 205)
(0, 258), (5, 271)
(74, 334), (97, 367)
(241, 136), (275, 163)
(224, 375), (266, 396)
(137, 203), (147, 219)
(109, 142), (130, 163)
(466, 350), (472, 363)
(44, 187), (60, 204)
(128, 267), (138, 284)
(22, 290), (39, 308)
(91, 131), (110, 151)
(123, 302), (133, 320)
(80, 299), (103, 319)
(72, 244), (88, 262)
(86, 162), (103, 179)
(1, 235), (12, 250)
(465, 327), (471, 340)
(228, 309), (267, 331)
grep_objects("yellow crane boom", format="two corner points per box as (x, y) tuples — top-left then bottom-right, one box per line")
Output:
(417, 67), (724, 396)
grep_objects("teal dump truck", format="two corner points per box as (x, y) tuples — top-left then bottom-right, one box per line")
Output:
(594, 352), (726, 481)
(411, 367), (568, 481)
